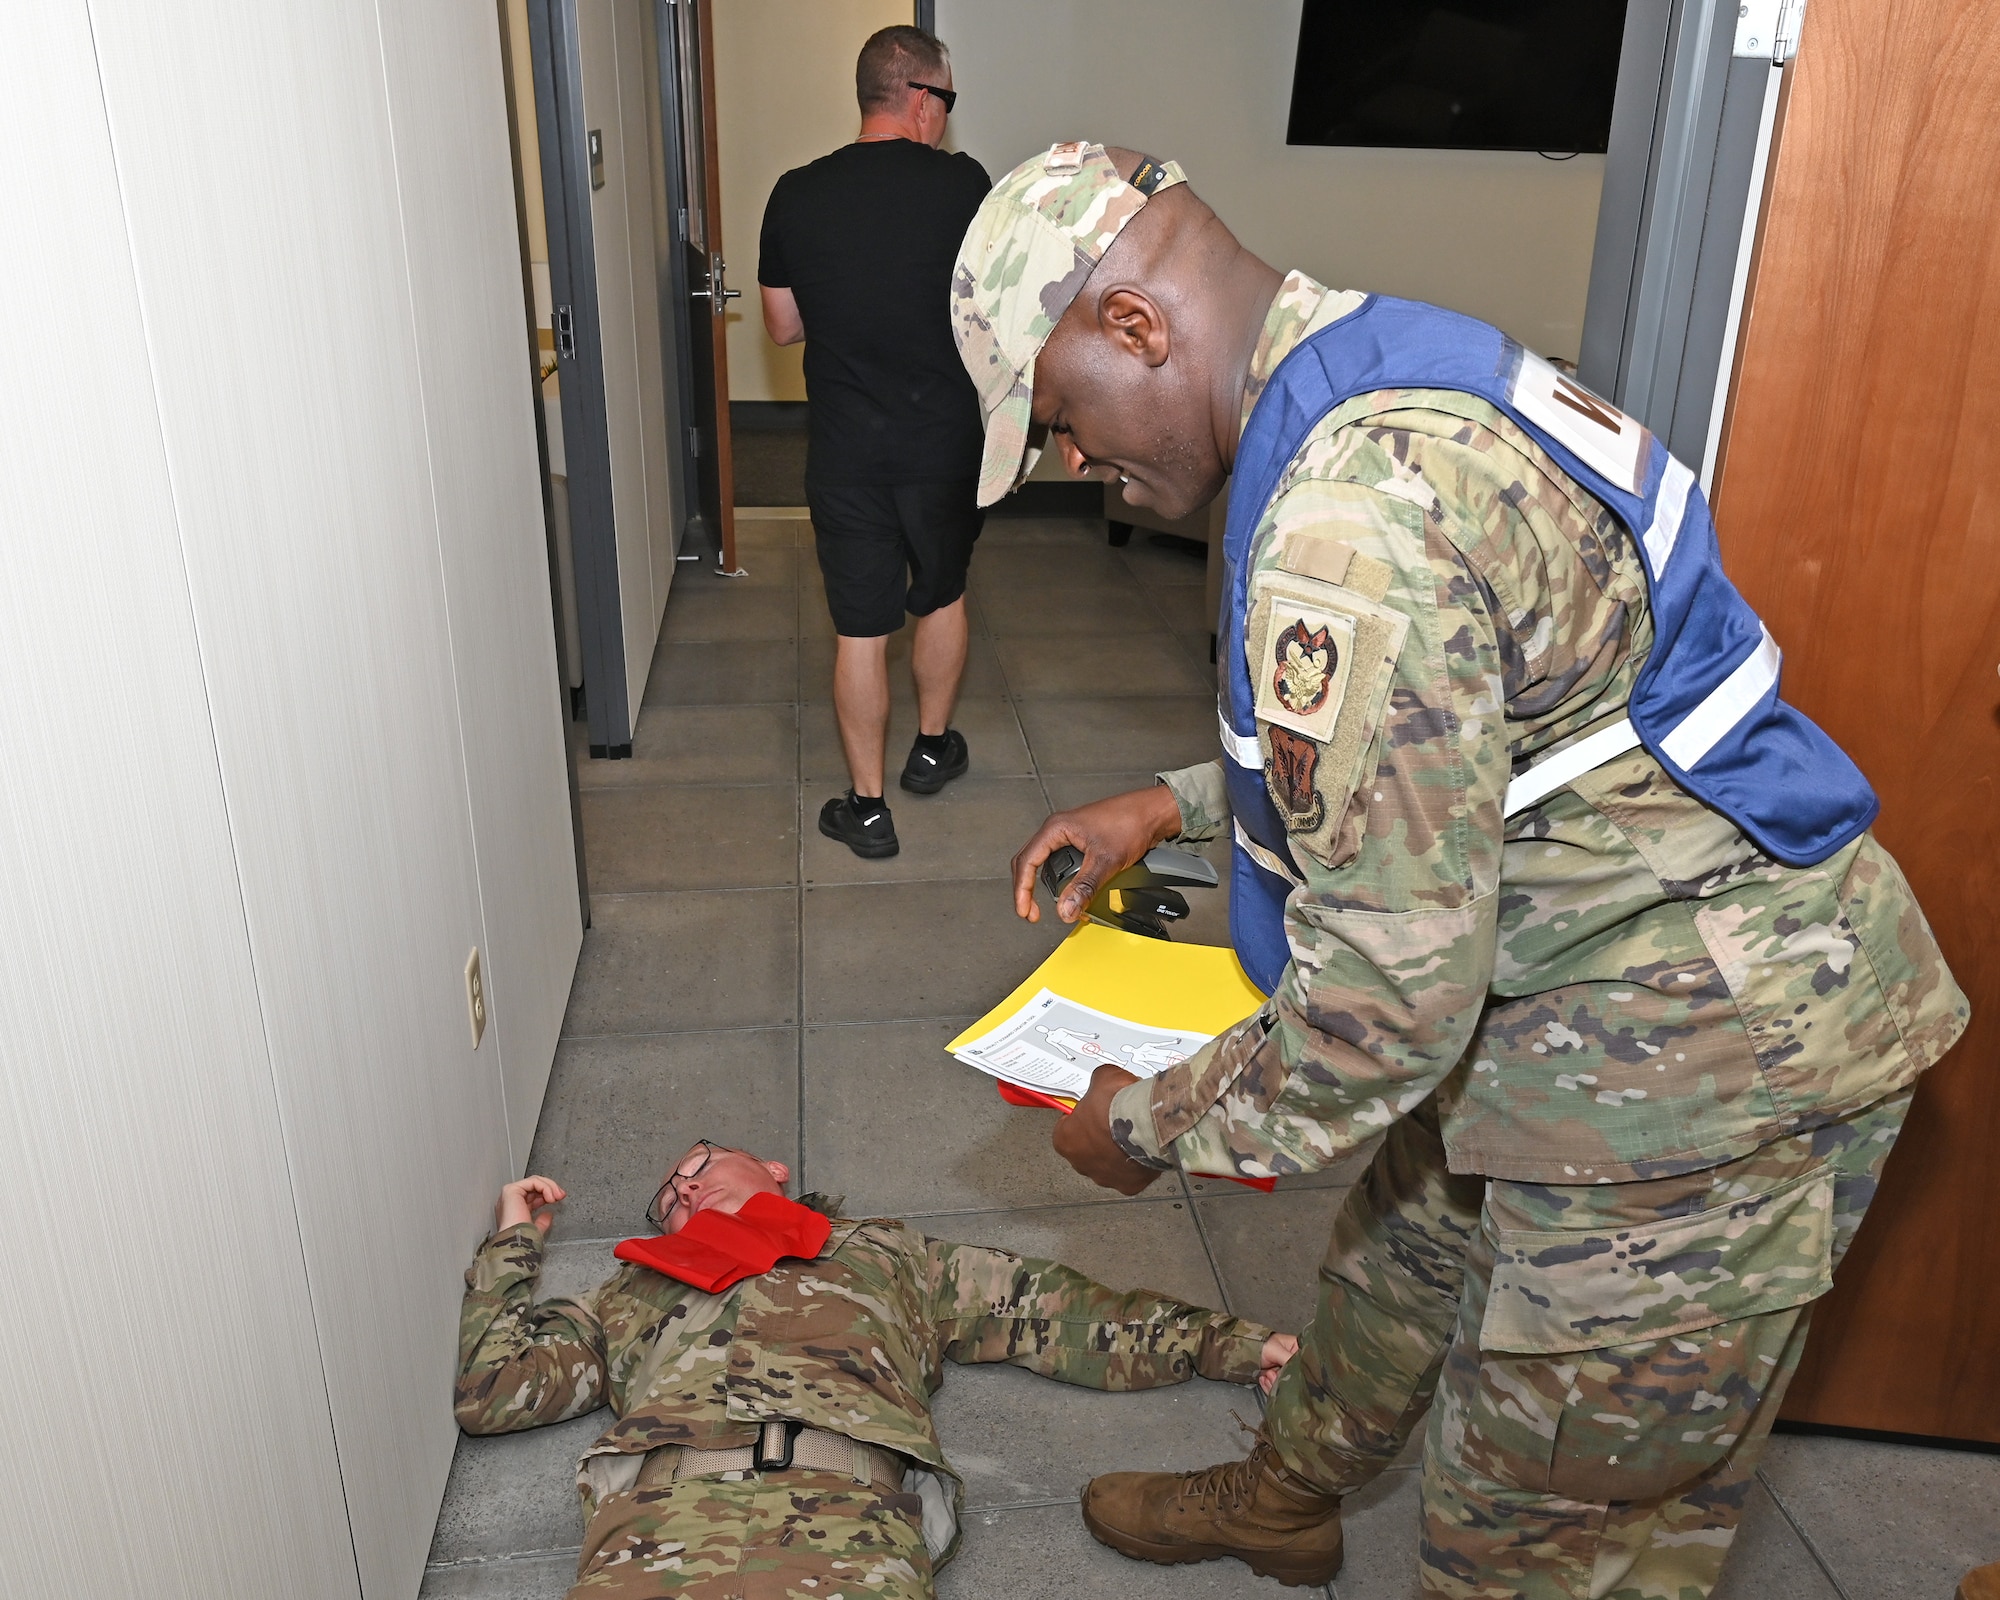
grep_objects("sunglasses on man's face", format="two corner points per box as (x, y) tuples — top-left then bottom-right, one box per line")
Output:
(908, 80), (956, 114)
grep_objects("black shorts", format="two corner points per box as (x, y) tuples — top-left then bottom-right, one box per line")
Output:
(807, 478), (985, 638)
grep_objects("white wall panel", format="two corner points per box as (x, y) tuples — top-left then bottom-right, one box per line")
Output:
(86, 3), (514, 1592)
(0, 6), (357, 1596)
(373, 2), (583, 1166)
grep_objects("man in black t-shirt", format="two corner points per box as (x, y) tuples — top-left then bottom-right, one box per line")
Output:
(759, 25), (991, 859)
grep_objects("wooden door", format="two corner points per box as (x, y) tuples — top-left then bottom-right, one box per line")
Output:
(1709, 0), (2000, 1442)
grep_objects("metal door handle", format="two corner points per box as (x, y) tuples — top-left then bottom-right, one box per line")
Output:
(698, 252), (741, 310)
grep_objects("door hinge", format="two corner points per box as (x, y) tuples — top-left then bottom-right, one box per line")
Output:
(1735, 0), (1805, 61)
(689, 426), (702, 458)
(554, 304), (576, 360)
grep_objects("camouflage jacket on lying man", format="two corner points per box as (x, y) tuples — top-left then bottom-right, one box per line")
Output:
(1113, 271), (1969, 1188)
(455, 1201), (1272, 1565)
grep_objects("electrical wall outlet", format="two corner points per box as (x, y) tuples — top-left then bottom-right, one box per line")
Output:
(465, 947), (487, 1048)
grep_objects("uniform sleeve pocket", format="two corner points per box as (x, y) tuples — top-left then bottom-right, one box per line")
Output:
(1479, 1165), (1836, 1356)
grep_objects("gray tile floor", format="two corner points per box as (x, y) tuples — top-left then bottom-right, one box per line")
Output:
(423, 513), (1998, 1599)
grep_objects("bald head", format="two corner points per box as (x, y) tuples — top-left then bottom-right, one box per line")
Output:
(1030, 153), (1282, 520)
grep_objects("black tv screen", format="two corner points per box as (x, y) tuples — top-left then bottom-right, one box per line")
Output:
(1286, 1), (1630, 154)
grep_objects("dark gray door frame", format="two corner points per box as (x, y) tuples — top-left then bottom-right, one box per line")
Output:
(528, 0), (631, 756)
(1580, 0), (1799, 473)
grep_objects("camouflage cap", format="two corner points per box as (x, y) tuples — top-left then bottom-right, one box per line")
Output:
(952, 142), (1186, 507)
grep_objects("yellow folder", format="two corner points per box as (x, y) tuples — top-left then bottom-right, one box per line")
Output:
(947, 921), (1266, 1062)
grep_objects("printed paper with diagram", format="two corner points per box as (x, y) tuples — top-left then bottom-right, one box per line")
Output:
(951, 988), (1216, 1100)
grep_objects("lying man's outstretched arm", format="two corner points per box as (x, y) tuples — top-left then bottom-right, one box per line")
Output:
(455, 1177), (610, 1435)
(925, 1237), (1295, 1393)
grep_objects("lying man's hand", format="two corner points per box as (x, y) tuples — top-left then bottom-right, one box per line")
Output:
(1257, 1332), (1299, 1395)
(1052, 1064), (1162, 1195)
(496, 1175), (566, 1235)
(1010, 784), (1184, 924)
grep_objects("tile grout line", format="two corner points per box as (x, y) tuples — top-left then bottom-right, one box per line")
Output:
(1181, 1166), (1240, 1318)
(1756, 1465), (1855, 1600)
(979, 573), (1047, 814)
(424, 1544), (581, 1574)
(961, 1492), (1084, 1517)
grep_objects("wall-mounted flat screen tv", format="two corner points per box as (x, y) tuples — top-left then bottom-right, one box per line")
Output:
(1286, 1), (1631, 154)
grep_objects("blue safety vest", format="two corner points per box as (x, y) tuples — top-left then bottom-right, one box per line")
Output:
(1220, 294), (1876, 997)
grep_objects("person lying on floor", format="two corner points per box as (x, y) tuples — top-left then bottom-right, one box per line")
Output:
(455, 1140), (1295, 1599)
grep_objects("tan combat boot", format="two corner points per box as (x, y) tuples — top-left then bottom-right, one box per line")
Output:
(1081, 1438), (1343, 1587)
(1959, 1560), (2000, 1600)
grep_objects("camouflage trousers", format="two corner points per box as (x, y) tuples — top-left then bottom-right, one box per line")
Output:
(1264, 1089), (1912, 1599)
(568, 1470), (931, 1600)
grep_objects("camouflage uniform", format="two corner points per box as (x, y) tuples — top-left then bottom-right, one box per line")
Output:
(952, 146), (1967, 1593)
(455, 1198), (1272, 1598)
(1098, 271), (1970, 1595)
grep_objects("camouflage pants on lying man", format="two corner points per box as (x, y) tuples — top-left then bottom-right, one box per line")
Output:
(569, 1471), (931, 1600)
(1264, 1090), (1910, 1600)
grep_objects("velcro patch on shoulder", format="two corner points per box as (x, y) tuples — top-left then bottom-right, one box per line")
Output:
(1277, 532), (1394, 602)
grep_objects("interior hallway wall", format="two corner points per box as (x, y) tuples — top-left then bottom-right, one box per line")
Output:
(936, 0), (1606, 360)
(1, 3), (581, 1595)
(713, 0), (912, 401)
(0, 7), (361, 1594)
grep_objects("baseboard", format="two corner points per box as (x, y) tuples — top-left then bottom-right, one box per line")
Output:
(1772, 1418), (2000, 1455)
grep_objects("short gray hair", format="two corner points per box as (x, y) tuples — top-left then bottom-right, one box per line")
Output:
(856, 25), (948, 114)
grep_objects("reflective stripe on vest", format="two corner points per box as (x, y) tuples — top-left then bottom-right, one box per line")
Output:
(1216, 294), (1877, 997)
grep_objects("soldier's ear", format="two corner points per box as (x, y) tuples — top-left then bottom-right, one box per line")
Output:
(763, 1160), (791, 1184)
(1098, 287), (1170, 368)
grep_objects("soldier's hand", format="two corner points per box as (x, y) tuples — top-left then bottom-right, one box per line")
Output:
(496, 1175), (566, 1235)
(1051, 1064), (1162, 1195)
(1011, 784), (1184, 923)
(1257, 1333), (1299, 1394)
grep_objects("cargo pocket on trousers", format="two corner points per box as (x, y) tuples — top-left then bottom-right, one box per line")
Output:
(1475, 1167), (1836, 1502)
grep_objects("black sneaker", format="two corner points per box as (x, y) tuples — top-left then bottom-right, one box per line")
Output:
(819, 791), (899, 859)
(900, 729), (969, 795)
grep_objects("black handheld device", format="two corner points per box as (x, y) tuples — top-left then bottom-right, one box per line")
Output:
(1037, 845), (1221, 940)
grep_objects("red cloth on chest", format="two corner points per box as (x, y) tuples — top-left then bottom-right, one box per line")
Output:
(613, 1191), (832, 1294)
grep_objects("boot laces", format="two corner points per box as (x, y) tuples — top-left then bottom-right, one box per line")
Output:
(1177, 1442), (1268, 1514)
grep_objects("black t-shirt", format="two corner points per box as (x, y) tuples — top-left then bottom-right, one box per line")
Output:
(758, 140), (990, 486)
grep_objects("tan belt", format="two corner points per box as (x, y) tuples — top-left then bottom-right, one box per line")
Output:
(637, 1421), (904, 1495)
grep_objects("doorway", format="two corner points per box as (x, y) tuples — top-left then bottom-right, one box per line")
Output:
(505, 0), (738, 758)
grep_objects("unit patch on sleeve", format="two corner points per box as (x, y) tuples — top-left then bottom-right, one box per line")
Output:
(1266, 726), (1323, 832)
(1246, 565), (1412, 868)
(1254, 602), (1355, 742)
